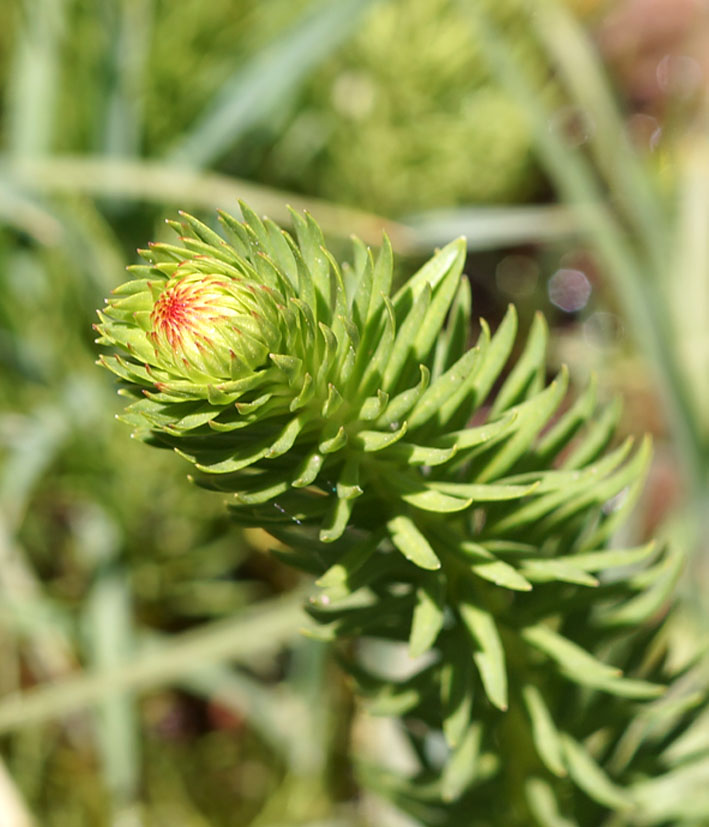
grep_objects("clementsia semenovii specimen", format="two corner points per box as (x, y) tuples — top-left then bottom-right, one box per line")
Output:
(96, 205), (701, 826)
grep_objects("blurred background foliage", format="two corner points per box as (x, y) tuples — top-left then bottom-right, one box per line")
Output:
(0, 0), (707, 825)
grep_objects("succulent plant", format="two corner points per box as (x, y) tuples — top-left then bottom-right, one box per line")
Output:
(96, 205), (708, 825)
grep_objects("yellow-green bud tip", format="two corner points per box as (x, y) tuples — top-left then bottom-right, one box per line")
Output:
(147, 273), (282, 383)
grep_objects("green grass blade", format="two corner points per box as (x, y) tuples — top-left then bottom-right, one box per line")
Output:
(99, 0), (154, 158)
(0, 591), (306, 734)
(4, 0), (67, 157)
(5, 156), (418, 252)
(166, 0), (376, 168)
(84, 563), (140, 807)
(404, 204), (580, 251)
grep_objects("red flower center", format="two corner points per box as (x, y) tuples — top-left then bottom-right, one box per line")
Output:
(150, 278), (229, 352)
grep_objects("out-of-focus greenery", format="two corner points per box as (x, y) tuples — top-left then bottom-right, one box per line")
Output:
(259, 0), (545, 214)
(0, 0), (707, 824)
(60, 0), (311, 156)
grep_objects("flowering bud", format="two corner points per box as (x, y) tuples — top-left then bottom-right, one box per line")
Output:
(147, 272), (282, 383)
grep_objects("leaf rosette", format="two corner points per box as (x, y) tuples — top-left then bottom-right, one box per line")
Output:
(96, 204), (707, 825)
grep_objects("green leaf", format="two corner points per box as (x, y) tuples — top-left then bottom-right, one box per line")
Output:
(234, 480), (289, 505)
(521, 560), (599, 588)
(433, 412), (518, 451)
(384, 441), (457, 466)
(336, 458), (363, 500)
(442, 722), (482, 802)
(366, 682), (424, 717)
(266, 414), (305, 458)
(375, 365), (430, 428)
(354, 423), (408, 452)
(410, 240), (466, 367)
(434, 323), (489, 429)
(540, 437), (652, 536)
(319, 425), (347, 454)
(263, 217), (298, 286)
(469, 304), (518, 406)
(454, 540), (495, 562)
(383, 282), (432, 391)
(432, 276), (472, 379)
(399, 486), (473, 514)
(525, 778), (577, 827)
(429, 480), (538, 501)
(357, 389), (389, 420)
(440, 639), (474, 748)
(351, 238), (374, 330)
(233, 393), (274, 416)
(588, 677), (664, 700)
(289, 372), (314, 411)
(192, 443), (269, 474)
(393, 237), (465, 309)
(475, 368), (568, 482)
(601, 545), (684, 626)
(560, 733), (631, 810)
(409, 574), (446, 658)
(555, 542), (657, 573)
(321, 382), (344, 417)
(387, 516), (441, 571)
(368, 233), (393, 324)
(291, 450), (324, 487)
(407, 348), (482, 431)
(490, 312), (548, 417)
(320, 496), (355, 543)
(316, 538), (378, 596)
(562, 397), (622, 469)
(534, 374), (597, 463)
(488, 438), (634, 533)
(472, 561), (532, 592)
(522, 685), (566, 777)
(316, 321), (339, 386)
(358, 296), (396, 397)
(522, 624), (621, 686)
(459, 602), (508, 710)
(582, 439), (652, 548)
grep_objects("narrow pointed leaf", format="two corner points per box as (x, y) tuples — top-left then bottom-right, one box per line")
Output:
(441, 723), (482, 802)
(354, 423), (408, 452)
(522, 624), (620, 685)
(476, 369), (568, 482)
(441, 646), (473, 748)
(490, 312), (549, 417)
(472, 560), (532, 592)
(560, 734), (631, 810)
(387, 516), (441, 570)
(407, 348), (481, 430)
(320, 496), (355, 543)
(469, 304), (518, 405)
(523, 685), (566, 777)
(459, 602), (507, 710)
(409, 574), (446, 658)
(526, 778), (577, 827)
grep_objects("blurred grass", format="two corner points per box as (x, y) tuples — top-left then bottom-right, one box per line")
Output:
(0, 0), (707, 824)
(255, 0), (546, 214)
(4, 155), (584, 254)
(165, 0), (378, 169)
